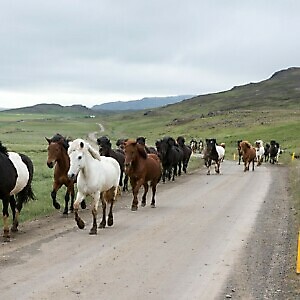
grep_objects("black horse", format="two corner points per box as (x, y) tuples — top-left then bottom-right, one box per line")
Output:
(176, 136), (192, 173)
(97, 136), (129, 191)
(156, 136), (183, 182)
(269, 140), (280, 164)
(0, 141), (35, 240)
(264, 143), (270, 162)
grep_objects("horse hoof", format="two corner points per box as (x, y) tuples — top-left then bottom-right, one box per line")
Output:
(76, 219), (85, 229)
(131, 206), (138, 211)
(11, 226), (18, 233)
(63, 210), (68, 215)
(151, 204), (156, 208)
(80, 201), (87, 209)
(107, 218), (113, 227)
(98, 223), (105, 229)
(89, 228), (97, 235)
(53, 202), (61, 210)
(141, 202), (146, 207)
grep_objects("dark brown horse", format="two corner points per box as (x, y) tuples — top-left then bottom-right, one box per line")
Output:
(97, 136), (129, 192)
(239, 141), (256, 172)
(124, 140), (162, 211)
(237, 140), (243, 165)
(46, 134), (86, 214)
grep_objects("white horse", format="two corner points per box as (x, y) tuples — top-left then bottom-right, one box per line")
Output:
(67, 139), (120, 235)
(255, 140), (265, 166)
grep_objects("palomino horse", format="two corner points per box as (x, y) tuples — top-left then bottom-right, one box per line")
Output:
(203, 138), (225, 175)
(68, 139), (120, 235)
(239, 141), (256, 172)
(124, 140), (162, 211)
(46, 134), (86, 214)
(0, 141), (35, 240)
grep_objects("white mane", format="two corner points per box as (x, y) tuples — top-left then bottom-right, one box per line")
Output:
(68, 139), (101, 161)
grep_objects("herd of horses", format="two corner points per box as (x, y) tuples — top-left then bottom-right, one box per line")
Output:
(0, 135), (281, 240)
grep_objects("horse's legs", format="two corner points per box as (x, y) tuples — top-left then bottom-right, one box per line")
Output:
(252, 159), (255, 171)
(215, 161), (220, 174)
(123, 174), (129, 192)
(161, 167), (166, 183)
(131, 178), (143, 211)
(90, 192), (100, 235)
(63, 191), (70, 215)
(178, 162), (182, 176)
(10, 196), (19, 232)
(150, 181), (158, 208)
(2, 197), (10, 240)
(141, 182), (149, 207)
(51, 182), (62, 210)
(73, 192), (86, 230)
(206, 159), (211, 175)
(99, 192), (106, 229)
(107, 187), (115, 226)
(172, 165), (177, 181)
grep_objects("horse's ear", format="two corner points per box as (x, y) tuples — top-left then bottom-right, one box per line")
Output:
(80, 141), (84, 149)
(45, 137), (51, 144)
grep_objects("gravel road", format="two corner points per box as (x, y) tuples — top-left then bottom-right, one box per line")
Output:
(0, 160), (298, 299)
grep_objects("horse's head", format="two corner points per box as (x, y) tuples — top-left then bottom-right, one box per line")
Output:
(46, 137), (67, 168)
(205, 138), (217, 153)
(177, 136), (185, 147)
(97, 136), (112, 155)
(0, 141), (9, 157)
(124, 140), (147, 171)
(136, 136), (146, 146)
(67, 139), (101, 179)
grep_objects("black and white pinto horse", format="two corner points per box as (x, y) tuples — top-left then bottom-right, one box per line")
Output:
(269, 140), (280, 164)
(203, 138), (225, 175)
(97, 136), (128, 192)
(176, 136), (192, 173)
(156, 136), (183, 182)
(0, 141), (35, 240)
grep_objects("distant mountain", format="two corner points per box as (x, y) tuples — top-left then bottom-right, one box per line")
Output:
(3, 103), (94, 114)
(92, 95), (195, 111)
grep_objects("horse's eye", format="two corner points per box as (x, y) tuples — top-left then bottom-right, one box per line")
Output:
(78, 156), (82, 160)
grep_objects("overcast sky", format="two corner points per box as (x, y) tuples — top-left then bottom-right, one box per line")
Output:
(0, 0), (299, 108)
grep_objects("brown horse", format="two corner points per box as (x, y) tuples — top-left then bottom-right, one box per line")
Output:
(124, 140), (162, 211)
(239, 141), (256, 172)
(46, 134), (86, 214)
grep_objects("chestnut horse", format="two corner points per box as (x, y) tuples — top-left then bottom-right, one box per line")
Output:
(239, 141), (256, 172)
(124, 140), (162, 211)
(46, 134), (86, 214)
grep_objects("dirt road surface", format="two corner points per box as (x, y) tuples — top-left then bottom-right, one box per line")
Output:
(0, 161), (298, 299)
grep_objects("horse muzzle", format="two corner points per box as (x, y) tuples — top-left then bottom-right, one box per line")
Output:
(68, 172), (76, 180)
(47, 161), (55, 168)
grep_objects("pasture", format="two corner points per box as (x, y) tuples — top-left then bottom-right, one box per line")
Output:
(0, 104), (299, 227)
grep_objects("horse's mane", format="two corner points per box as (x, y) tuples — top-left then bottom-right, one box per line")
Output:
(50, 133), (71, 150)
(242, 141), (252, 149)
(0, 141), (9, 156)
(68, 139), (101, 161)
